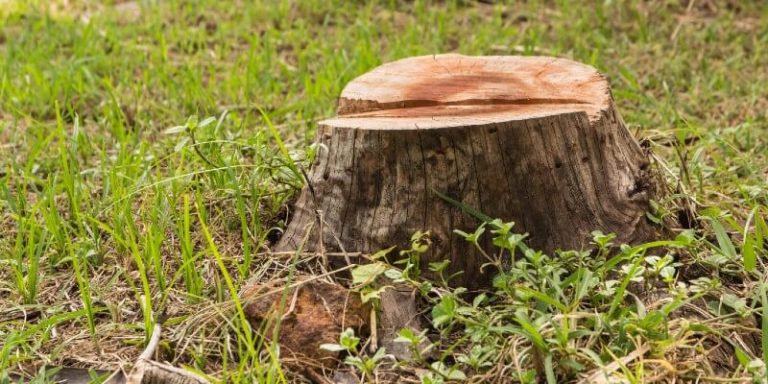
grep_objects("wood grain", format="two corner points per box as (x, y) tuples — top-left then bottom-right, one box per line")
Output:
(275, 54), (657, 290)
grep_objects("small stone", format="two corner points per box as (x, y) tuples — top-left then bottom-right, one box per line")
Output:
(332, 369), (360, 384)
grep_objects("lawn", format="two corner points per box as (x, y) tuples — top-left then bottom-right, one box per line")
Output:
(1, 0), (767, 383)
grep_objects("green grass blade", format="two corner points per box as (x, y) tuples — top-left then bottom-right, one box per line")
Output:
(708, 217), (738, 259)
(432, 188), (492, 223)
(258, 107), (301, 183)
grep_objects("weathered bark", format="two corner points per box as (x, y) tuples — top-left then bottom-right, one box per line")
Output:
(277, 54), (657, 290)
(375, 280), (434, 361)
(125, 324), (210, 384)
(127, 360), (209, 384)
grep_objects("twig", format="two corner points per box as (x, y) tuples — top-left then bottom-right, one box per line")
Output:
(281, 287), (301, 321)
(578, 344), (650, 384)
(317, 209), (328, 270)
(242, 263), (359, 303)
(188, 127), (220, 169)
(139, 323), (162, 361)
(256, 251), (364, 259)
(127, 322), (210, 384)
(369, 307), (378, 352)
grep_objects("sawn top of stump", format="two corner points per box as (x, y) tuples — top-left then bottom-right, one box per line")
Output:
(323, 54), (611, 130)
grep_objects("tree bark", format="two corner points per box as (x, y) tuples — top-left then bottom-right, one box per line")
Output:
(127, 360), (209, 384)
(277, 54), (657, 290)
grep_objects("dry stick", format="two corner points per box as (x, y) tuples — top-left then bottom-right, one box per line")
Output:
(126, 322), (210, 384)
(242, 263), (359, 305)
(303, 368), (332, 384)
(140, 323), (162, 361)
(691, 376), (753, 383)
(281, 287), (301, 321)
(578, 344), (651, 384)
(317, 209), (328, 270)
(369, 306), (378, 353)
(317, 213), (353, 267)
(256, 251), (364, 259)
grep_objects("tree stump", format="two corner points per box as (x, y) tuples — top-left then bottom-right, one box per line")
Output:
(278, 54), (657, 290)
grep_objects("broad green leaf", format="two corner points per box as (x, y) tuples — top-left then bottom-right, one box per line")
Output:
(360, 286), (387, 303)
(197, 116), (217, 128)
(371, 246), (396, 260)
(544, 353), (556, 384)
(339, 328), (360, 351)
(163, 125), (186, 135)
(514, 315), (548, 352)
(428, 260), (451, 273)
(516, 287), (568, 312)
(431, 362), (466, 380)
(709, 218), (737, 259)
(319, 343), (346, 352)
(383, 268), (403, 281)
(431, 295), (456, 328)
(351, 263), (387, 286)
(743, 234), (756, 272)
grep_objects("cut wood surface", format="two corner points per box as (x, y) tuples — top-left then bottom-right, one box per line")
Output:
(276, 53), (657, 290)
(336, 54), (606, 120)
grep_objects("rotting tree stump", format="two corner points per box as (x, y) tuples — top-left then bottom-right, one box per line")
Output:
(278, 54), (657, 290)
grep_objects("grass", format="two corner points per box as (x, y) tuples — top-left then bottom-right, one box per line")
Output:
(0, 0), (767, 382)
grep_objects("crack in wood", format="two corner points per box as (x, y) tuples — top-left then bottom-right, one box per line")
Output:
(338, 97), (593, 117)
